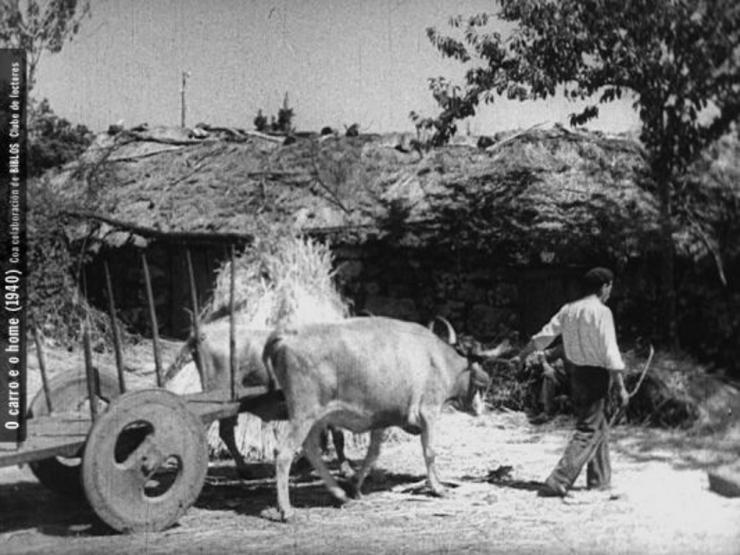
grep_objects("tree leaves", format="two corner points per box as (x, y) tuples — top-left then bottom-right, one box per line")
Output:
(569, 105), (599, 126)
(0, 0), (90, 90)
(423, 0), (739, 170)
(420, 0), (740, 343)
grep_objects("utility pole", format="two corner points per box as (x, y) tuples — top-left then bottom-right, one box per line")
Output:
(180, 71), (191, 127)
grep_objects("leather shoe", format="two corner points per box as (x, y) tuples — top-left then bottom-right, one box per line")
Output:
(537, 480), (567, 497)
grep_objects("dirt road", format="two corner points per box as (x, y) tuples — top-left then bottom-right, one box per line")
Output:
(1, 410), (739, 554)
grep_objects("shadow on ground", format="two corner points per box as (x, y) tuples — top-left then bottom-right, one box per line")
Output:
(460, 465), (544, 493)
(611, 425), (740, 470)
(1, 457), (433, 538)
(196, 460), (428, 517)
(0, 479), (112, 537)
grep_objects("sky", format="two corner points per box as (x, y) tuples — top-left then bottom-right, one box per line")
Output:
(34, 0), (640, 135)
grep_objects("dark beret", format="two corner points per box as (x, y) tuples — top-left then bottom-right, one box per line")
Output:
(583, 267), (614, 289)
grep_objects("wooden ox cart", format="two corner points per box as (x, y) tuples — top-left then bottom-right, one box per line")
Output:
(0, 247), (283, 533)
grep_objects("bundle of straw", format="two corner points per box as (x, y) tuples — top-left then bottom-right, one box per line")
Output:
(207, 234), (349, 328)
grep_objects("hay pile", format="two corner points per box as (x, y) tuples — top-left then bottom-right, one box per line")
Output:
(166, 233), (351, 460)
(205, 234), (349, 326)
(623, 350), (740, 431)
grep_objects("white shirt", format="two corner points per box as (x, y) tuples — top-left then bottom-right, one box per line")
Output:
(531, 295), (625, 371)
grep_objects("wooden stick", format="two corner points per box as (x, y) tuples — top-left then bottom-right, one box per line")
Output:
(608, 344), (654, 427)
(141, 253), (163, 387)
(30, 322), (52, 414)
(485, 122), (548, 154)
(82, 321), (98, 422)
(104, 261), (126, 394)
(229, 244), (237, 401)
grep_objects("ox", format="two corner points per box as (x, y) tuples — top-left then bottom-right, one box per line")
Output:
(262, 316), (506, 521)
(164, 318), (351, 478)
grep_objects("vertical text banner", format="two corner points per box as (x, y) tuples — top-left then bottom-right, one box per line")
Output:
(0, 49), (26, 442)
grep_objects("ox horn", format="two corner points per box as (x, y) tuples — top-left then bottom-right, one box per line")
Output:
(474, 338), (512, 360)
(429, 315), (457, 346)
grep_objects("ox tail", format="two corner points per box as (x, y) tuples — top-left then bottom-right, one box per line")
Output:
(261, 331), (284, 392)
(428, 315), (457, 346)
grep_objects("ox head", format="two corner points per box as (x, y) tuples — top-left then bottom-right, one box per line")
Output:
(428, 316), (510, 416)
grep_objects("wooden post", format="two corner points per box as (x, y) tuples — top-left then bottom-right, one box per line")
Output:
(82, 321), (98, 422)
(104, 261), (126, 394)
(141, 253), (163, 388)
(180, 71), (190, 128)
(186, 248), (205, 390)
(229, 244), (237, 401)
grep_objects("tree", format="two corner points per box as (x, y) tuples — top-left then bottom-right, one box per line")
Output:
(424, 0), (740, 343)
(253, 92), (295, 134)
(275, 91), (294, 134)
(253, 109), (267, 132)
(28, 97), (92, 176)
(0, 0), (90, 90)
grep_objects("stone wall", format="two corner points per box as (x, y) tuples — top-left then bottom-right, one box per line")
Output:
(333, 243), (660, 346)
(333, 243), (529, 342)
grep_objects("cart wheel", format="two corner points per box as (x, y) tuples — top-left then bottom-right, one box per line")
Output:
(27, 370), (121, 497)
(82, 389), (208, 533)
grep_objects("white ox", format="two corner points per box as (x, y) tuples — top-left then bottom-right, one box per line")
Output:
(164, 319), (350, 478)
(262, 316), (504, 521)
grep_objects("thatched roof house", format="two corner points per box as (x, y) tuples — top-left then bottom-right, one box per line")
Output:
(51, 123), (659, 262)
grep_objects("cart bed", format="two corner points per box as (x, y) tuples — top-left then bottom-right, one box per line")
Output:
(0, 385), (282, 469)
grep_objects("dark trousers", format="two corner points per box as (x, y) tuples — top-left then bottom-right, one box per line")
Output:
(545, 364), (611, 491)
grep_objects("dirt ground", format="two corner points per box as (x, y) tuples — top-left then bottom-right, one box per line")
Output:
(1, 406), (739, 555)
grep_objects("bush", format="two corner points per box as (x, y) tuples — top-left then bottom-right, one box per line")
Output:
(676, 258), (740, 378)
(26, 177), (116, 349)
(481, 344), (714, 431)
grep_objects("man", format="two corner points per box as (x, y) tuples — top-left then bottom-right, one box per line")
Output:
(513, 267), (629, 497)
(527, 342), (568, 424)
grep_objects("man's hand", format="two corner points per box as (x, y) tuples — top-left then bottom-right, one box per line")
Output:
(511, 340), (537, 372)
(610, 370), (630, 408)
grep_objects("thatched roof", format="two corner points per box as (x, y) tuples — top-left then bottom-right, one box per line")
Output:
(50, 122), (662, 263)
